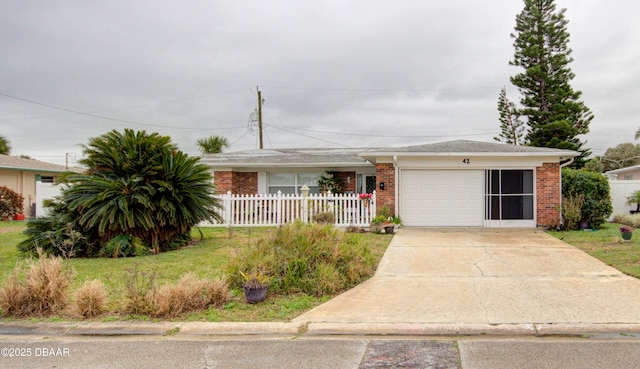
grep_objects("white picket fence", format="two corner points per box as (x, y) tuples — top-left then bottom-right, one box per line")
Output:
(205, 191), (376, 227)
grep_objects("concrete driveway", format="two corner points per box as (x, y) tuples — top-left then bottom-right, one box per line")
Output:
(293, 228), (640, 335)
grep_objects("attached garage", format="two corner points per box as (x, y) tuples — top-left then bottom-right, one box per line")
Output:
(361, 140), (579, 228)
(400, 169), (484, 227)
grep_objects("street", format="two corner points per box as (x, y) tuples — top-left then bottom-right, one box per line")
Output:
(2, 335), (640, 369)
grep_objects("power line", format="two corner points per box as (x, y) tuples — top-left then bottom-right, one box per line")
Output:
(269, 124), (496, 138)
(269, 125), (351, 147)
(0, 92), (243, 130)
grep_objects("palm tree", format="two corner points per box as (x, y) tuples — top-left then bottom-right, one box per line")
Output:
(64, 129), (221, 254)
(635, 127), (640, 140)
(0, 134), (11, 155)
(196, 135), (228, 154)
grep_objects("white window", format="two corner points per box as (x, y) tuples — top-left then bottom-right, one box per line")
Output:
(625, 175), (633, 180)
(268, 172), (322, 194)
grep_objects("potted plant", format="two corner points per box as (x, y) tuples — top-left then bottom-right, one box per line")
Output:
(358, 193), (373, 207)
(620, 226), (633, 241)
(626, 190), (640, 214)
(382, 216), (402, 234)
(370, 215), (387, 233)
(240, 271), (270, 303)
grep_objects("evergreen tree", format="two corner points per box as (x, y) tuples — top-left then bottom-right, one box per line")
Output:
(509, 0), (593, 165)
(494, 87), (525, 145)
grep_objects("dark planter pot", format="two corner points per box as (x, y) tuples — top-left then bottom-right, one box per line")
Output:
(622, 232), (633, 241)
(243, 284), (268, 303)
(384, 225), (395, 234)
(579, 222), (589, 230)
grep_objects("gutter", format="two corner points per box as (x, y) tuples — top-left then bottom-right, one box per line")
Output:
(393, 155), (398, 215)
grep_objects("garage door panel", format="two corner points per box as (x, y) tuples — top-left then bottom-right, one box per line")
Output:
(400, 170), (483, 227)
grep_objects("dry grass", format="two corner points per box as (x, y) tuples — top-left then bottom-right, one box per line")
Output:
(153, 273), (230, 318)
(0, 252), (74, 317)
(72, 280), (107, 318)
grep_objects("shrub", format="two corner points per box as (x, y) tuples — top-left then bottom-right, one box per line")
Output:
(313, 211), (335, 225)
(562, 168), (613, 229)
(0, 185), (24, 218)
(19, 198), (95, 257)
(101, 234), (148, 258)
(73, 280), (107, 318)
(562, 194), (585, 230)
(612, 214), (640, 229)
(226, 222), (375, 296)
(0, 252), (74, 317)
(153, 273), (230, 318)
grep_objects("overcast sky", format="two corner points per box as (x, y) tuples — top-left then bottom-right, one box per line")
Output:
(2, 0), (638, 166)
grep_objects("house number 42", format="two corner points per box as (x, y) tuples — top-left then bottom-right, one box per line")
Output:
(462, 158), (470, 164)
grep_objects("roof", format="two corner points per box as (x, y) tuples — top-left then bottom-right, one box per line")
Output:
(200, 148), (374, 168)
(202, 140), (579, 168)
(0, 154), (82, 173)
(605, 163), (640, 175)
(361, 140), (579, 157)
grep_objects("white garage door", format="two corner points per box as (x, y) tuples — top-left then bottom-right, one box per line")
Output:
(400, 170), (484, 227)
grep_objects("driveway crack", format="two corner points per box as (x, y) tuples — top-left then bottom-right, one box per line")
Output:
(472, 244), (491, 323)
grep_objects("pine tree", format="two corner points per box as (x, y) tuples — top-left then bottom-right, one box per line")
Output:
(494, 87), (525, 145)
(509, 0), (593, 165)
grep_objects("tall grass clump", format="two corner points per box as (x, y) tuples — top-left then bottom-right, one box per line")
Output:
(612, 214), (640, 228)
(226, 222), (375, 296)
(73, 280), (107, 318)
(0, 251), (74, 317)
(153, 273), (230, 318)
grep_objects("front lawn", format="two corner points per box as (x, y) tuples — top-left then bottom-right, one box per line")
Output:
(548, 222), (640, 278)
(0, 222), (392, 322)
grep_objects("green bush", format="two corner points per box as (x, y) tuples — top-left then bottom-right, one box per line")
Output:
(562, 168), (613, 229)
(226, 222), (375, 297)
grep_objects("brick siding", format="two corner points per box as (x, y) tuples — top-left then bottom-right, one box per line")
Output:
(375, 163), (395, 215)
(213, 171), (258, 195)
(334, 171), (356, 193)
(536, 162), (561, 227)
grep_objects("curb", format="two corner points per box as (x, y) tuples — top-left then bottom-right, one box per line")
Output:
(4, 321), (640, 338)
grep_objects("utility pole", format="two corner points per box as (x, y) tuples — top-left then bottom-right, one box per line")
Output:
(257, 86), (263, 149)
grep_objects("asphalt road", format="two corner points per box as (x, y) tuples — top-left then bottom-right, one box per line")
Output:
(2, 336), (640, 369)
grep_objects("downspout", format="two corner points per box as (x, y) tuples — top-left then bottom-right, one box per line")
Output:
(558, 157), (576, 228)
(393, 155), (398, 217)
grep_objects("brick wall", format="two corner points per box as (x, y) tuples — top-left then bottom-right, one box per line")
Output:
(334, 171), (356, 193)
(232, 172), (258, 194)
(375, 163), (395, 215)
(213, 171), (258, 195)
(213, 171), (233, 194)
(536, 162), (561, 227)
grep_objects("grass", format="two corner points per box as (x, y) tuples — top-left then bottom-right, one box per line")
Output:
(548, 222), (640, 278)
(0, 221), (392, 322)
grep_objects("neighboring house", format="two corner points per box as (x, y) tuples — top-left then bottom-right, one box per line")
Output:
(605, 164), (640, 180)
(201, 140), (578, 228)
(0, 155), (81, 217)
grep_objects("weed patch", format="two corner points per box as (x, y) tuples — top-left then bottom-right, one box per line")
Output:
(226, 223), (376, 296)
